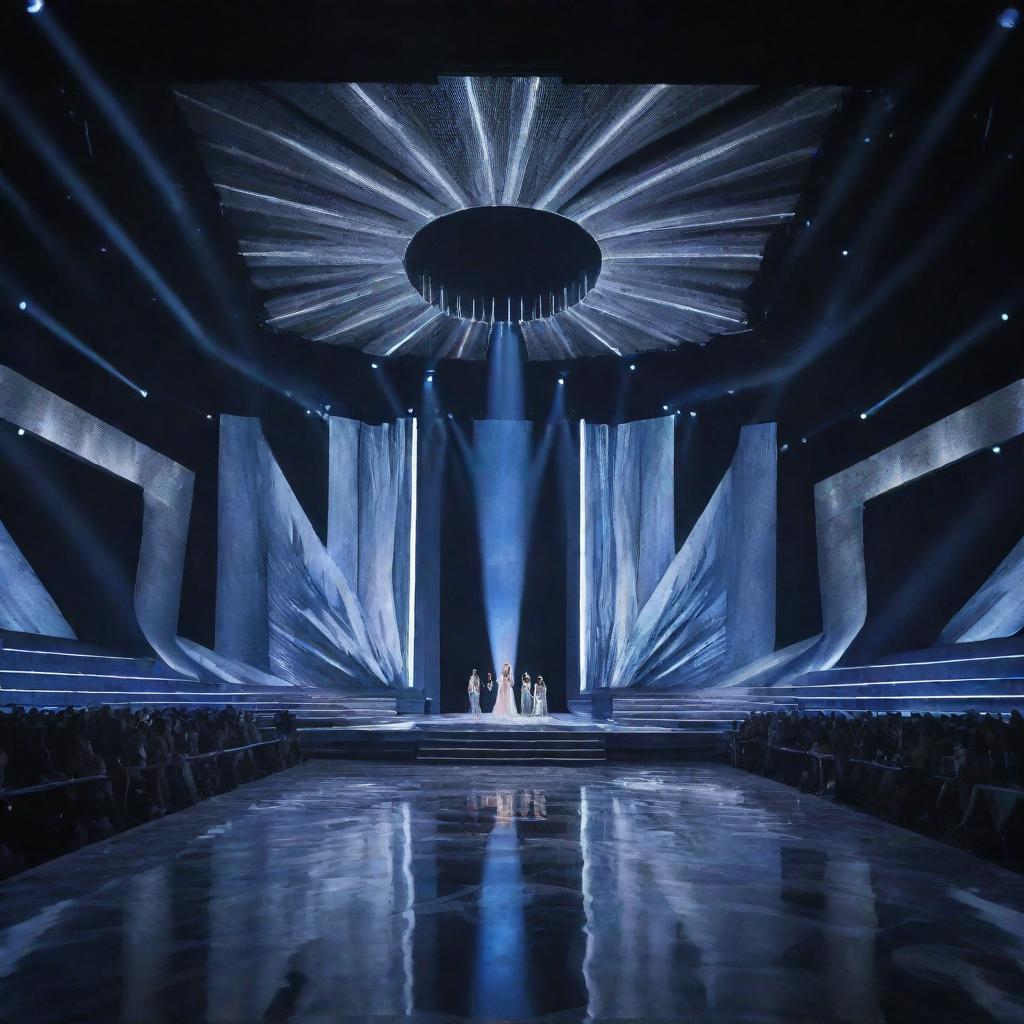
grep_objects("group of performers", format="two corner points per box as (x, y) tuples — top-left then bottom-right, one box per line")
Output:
(466, 663), (548, 718)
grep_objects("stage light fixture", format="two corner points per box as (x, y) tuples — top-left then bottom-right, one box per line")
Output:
(1002, 313), (1010, 321)
(371, 361), (379, 369)
(26, 0), (44, 13)
(206, 414), (213, 420)
(780, 443), (789, 452)
(17, 428), (25, 436)
(557, 378), (565, 386)
(841, 249), (849, 256)
(993, 445), (1003, 453)
(689, 410), (697, 417)
(727, 389), (735, 395)
(18, 300), (27, 311)
(998, 8), (1019, 29)
(426, 373), (433, 383)
(407, 407), (414, 414)
(629, 363), (636, 371)
(139, 389), (148, 398)
(662, 404), (669, 411)
(801, 437), (807, 444)
(864, 137), (872, 143)
(860, 412), (868, 420)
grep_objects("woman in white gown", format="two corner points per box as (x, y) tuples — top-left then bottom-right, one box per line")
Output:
(491, 662), (519, 717)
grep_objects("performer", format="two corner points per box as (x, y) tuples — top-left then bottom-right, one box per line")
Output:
(479, 671), (495, 712)
(491, 662), (519, 717)
(520, 673), (534, 716)
(533, 675), (548, 717)
(467, 669), (482, 717)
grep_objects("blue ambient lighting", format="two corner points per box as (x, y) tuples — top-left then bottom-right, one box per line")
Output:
(998, 8), (1019, 29)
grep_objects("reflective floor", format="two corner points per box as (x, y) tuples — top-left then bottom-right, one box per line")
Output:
(3, 763), (1024, 1024)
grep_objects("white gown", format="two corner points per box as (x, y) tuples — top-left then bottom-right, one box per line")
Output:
(491, 671), (519, 717)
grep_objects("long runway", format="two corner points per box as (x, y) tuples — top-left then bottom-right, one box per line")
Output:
(3, 762), (1024, 1023)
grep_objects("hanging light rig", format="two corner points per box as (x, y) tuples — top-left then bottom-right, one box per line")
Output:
(415, 270), (593, 324)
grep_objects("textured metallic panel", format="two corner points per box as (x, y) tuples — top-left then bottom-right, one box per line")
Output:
(939, 535), (1024, 644)
(0, 518), (75, 639)
(0, 366), (197, 678)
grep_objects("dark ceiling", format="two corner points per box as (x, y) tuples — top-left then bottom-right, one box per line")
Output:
(0, 0), (1020, 441)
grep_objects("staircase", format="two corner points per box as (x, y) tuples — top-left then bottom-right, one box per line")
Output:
(0, 633), (399, 724)
(744, 638), (1024, 715)
(416, 729), (607, 765)
(609, 691), (800, 730)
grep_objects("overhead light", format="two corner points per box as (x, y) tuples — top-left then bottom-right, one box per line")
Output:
(17, 428), (25, 436)
(689, 410), (696, 418)
(859, 412), (868, 420)
(841, 249), (849, 256)
(557, 378), (565, 385)
(18, 300), (27, 311)
(26, 0), (44, 13)
(780, 443), (789, 452)
(998, 8), (1019, 29)
(426, 373), (433, 383)
(800, 437), (807, 444)
(206, 414), (213, 420)
(629, 363), (636, 371)
(993, 445), (1003, 454)
(371, 362), (379, 369)
(407, 408), (414, 414)
(1001, 313), (1010, 322)
(139, 389), (148, 398)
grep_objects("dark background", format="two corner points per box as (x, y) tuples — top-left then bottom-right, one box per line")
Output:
(0, 0), (1021, 683)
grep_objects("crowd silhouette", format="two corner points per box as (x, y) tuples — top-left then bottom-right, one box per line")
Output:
(733, 708), (1024, 867)
(0, 704), (301, 879)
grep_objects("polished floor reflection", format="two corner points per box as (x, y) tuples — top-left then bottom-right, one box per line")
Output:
(3, 763), (1024, 1023)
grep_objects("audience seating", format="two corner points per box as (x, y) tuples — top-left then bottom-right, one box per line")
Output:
(0, 704), (302, 879)
(731, 709), (1024, 870)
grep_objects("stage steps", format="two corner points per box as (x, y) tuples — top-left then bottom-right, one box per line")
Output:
(608, 692), (798, 730)
(0, 633), (401, 721)
(416, 729), (607, 765)
(744, 639), (1024, 715)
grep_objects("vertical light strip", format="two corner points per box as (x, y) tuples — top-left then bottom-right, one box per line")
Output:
(407, 417), (418, 687)
(579, 418), (587, 692)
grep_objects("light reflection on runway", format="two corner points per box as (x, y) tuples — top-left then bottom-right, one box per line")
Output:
(3, 762), (1024, 1022)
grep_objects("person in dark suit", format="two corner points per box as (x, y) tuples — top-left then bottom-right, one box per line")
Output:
(480, 671), (496, 715)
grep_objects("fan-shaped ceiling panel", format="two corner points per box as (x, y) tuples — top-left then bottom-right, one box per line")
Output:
(177, 79), (843, 360)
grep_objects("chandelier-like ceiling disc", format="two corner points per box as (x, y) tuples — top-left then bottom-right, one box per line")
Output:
(177, 78), (844, 360)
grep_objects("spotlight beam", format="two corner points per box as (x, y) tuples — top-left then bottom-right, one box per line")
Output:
(0, 78), (319, 410)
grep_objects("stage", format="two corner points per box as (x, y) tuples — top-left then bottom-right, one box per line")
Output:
(296, 711), (731, 763)
(3, 760), (1024, 1024)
